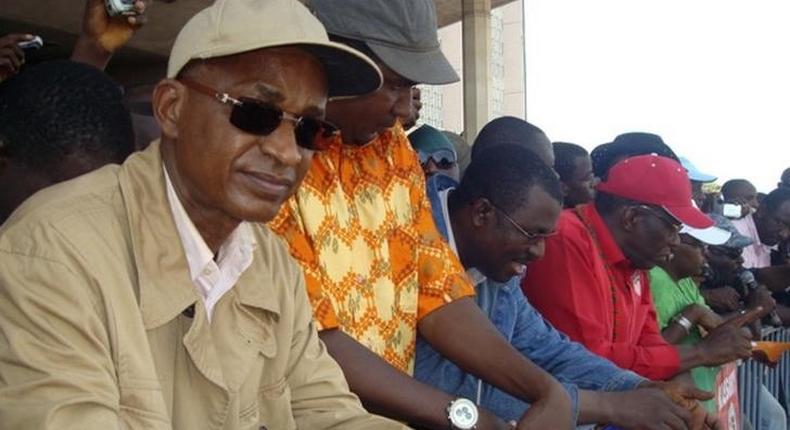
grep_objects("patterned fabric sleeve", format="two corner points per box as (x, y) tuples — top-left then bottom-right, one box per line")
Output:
(270, 199), (339, 331)
(396, 132), (476, 320)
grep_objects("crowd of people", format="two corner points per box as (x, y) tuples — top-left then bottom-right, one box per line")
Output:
(0, 0), (788, 429)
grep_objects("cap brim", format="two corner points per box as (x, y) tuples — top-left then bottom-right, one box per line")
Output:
(367, 42), (459, 85)
(688, 172), (717, 183)
(304, 41), (383, 98)
(680, 224), (731, 245)
(664, 205), (714, 229)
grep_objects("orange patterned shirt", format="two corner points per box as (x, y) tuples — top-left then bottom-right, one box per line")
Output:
(270, 124), (474, 373)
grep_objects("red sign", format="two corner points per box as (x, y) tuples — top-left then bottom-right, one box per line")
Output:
(715, 363), (741, 430)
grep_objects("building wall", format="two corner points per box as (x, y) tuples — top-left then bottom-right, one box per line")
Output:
(416, 0), (525, 140)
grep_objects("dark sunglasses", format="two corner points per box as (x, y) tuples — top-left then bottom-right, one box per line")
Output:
(418, 149), (457, 169)
(180, 79), (337, 151)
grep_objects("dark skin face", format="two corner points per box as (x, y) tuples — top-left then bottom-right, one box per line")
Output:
(0, 152), (113, 224)
(706, 246), (745, 285)
(661, 234), (706, 281)
(691, 181), (705, 210)
(754, 200), (790, 246)
(421, 158), (460, 182)
(604, 204), (682, 270)
(153, 47), (326, 253)
(325, 60), (413, 146)
(725, 182), (759, 211)
(453, 186), (562, 283)
(562, 154), (597, 208)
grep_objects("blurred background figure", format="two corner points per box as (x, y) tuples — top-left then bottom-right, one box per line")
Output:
(553, 141), (598, 208)
(409, 124), (460, 182)
(680, 156), (718, 213)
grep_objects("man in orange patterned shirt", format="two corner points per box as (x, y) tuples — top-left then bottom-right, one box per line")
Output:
(270, 1), (574, 429)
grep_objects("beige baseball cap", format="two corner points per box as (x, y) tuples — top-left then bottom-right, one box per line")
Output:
(167, 0), (382, 98)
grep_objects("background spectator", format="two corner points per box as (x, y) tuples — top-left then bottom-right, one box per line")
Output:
(553, 141), (598, 208)
(409, 124), (460, 181)
(0, 60), (134, 223)
(680, 157), (718, 213)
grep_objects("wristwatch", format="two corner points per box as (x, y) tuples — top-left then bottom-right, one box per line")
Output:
(447, 398), (479, 429)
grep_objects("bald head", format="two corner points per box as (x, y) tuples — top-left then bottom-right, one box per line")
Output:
(471, 116), (554, 166)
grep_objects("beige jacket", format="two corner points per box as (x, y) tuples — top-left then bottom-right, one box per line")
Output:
(0, 142), (406, 430)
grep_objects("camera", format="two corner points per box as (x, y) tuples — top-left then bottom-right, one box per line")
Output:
(105, 0), (136, 16)
(17, 36), (43, 50)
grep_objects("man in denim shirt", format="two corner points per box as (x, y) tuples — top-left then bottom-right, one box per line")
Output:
(414, 141), (717, 429)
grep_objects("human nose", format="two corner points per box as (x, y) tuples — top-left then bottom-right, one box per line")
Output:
(391, 86), (413, 119)
(526, 238), (546, 261)
(259, 121), (303, 167)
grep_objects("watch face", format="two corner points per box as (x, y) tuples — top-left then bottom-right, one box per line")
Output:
(449, 398), (479, 429)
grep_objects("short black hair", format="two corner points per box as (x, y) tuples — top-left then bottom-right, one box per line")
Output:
(721, 179), (754, 201)
(591, 132), (678, 180)
(553, 142), (589, 182)
(454, 143), (563, 214)
(471, 116), (547, 160)
(0, 61), (134, 170)
(762, 187), (790, 215)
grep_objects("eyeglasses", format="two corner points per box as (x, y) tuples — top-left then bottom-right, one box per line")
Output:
(490, 202), (557, 243)
(418, 149), (457, 170)
(180, 79), (338, 151)
(636, 205), (683, 233)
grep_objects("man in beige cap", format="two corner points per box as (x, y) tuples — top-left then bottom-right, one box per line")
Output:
(0, 0), (406, 429)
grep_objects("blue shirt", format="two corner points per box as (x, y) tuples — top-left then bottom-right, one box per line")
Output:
(413, 174), (645, 423)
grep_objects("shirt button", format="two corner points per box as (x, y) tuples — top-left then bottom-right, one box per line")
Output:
(202, 267), (212, 276)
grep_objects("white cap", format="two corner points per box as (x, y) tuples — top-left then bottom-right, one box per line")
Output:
(167, 0), (382, 98)
(680, 224), (731, 245)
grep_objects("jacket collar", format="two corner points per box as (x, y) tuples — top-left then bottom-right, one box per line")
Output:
(117, 141), (280, 329)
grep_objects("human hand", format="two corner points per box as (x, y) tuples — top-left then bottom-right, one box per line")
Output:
(699, 307), (762, 366)
(605, 383), (716, 430)
(400, 86), (422, 130)
(515, 384), (573, 430)
(0, 33), (34, 79)
(80, 0), (147, 54)
(701, 287), (741, 313)
(745, 286), (776, 315)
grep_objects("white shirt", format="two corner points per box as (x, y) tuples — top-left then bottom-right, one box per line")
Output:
(438, 187), (486, 285)
(731, 213), (774, 269)
(164, 167), (256, 321)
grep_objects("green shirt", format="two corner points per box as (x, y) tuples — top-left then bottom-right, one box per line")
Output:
(649, 267), (719, 413)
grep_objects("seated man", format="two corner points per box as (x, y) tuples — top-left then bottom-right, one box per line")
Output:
(0, 60), (134, 224)
(649, 220), (775, 412)
(522, 154), (759, 381)
(0, 1), (405, 428)
(409, 124), (460, 181)
(415, 142), (716, 429)
(553, 142), (598, 208)
(271, 0), (573, 428)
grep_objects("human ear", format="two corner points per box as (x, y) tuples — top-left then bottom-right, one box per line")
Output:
(621, 206), (639, 233)
(471, 198), (496, 228)
(152, 79), (187, 141)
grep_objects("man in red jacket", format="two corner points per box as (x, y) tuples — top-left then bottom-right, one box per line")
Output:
(522, 154), (760, 381)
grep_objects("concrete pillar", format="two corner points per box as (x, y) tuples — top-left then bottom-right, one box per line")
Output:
(462, 0), (491, 143)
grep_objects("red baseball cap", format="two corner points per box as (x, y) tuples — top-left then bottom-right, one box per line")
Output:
(597, 154), (714, 229)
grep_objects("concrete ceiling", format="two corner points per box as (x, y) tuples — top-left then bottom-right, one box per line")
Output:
(2, 0), (517, 71)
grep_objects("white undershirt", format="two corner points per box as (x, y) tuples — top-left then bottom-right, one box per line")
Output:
(438, 187), (486, 285)
(164, 166), (256, 322)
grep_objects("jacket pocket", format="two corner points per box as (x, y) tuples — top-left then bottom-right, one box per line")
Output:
(240, 377), (296, 430)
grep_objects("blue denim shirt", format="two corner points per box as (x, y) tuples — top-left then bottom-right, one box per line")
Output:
(414, 175), (645, 422)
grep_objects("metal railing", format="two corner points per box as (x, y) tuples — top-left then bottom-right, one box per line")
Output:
(738, 327), (790, 429)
